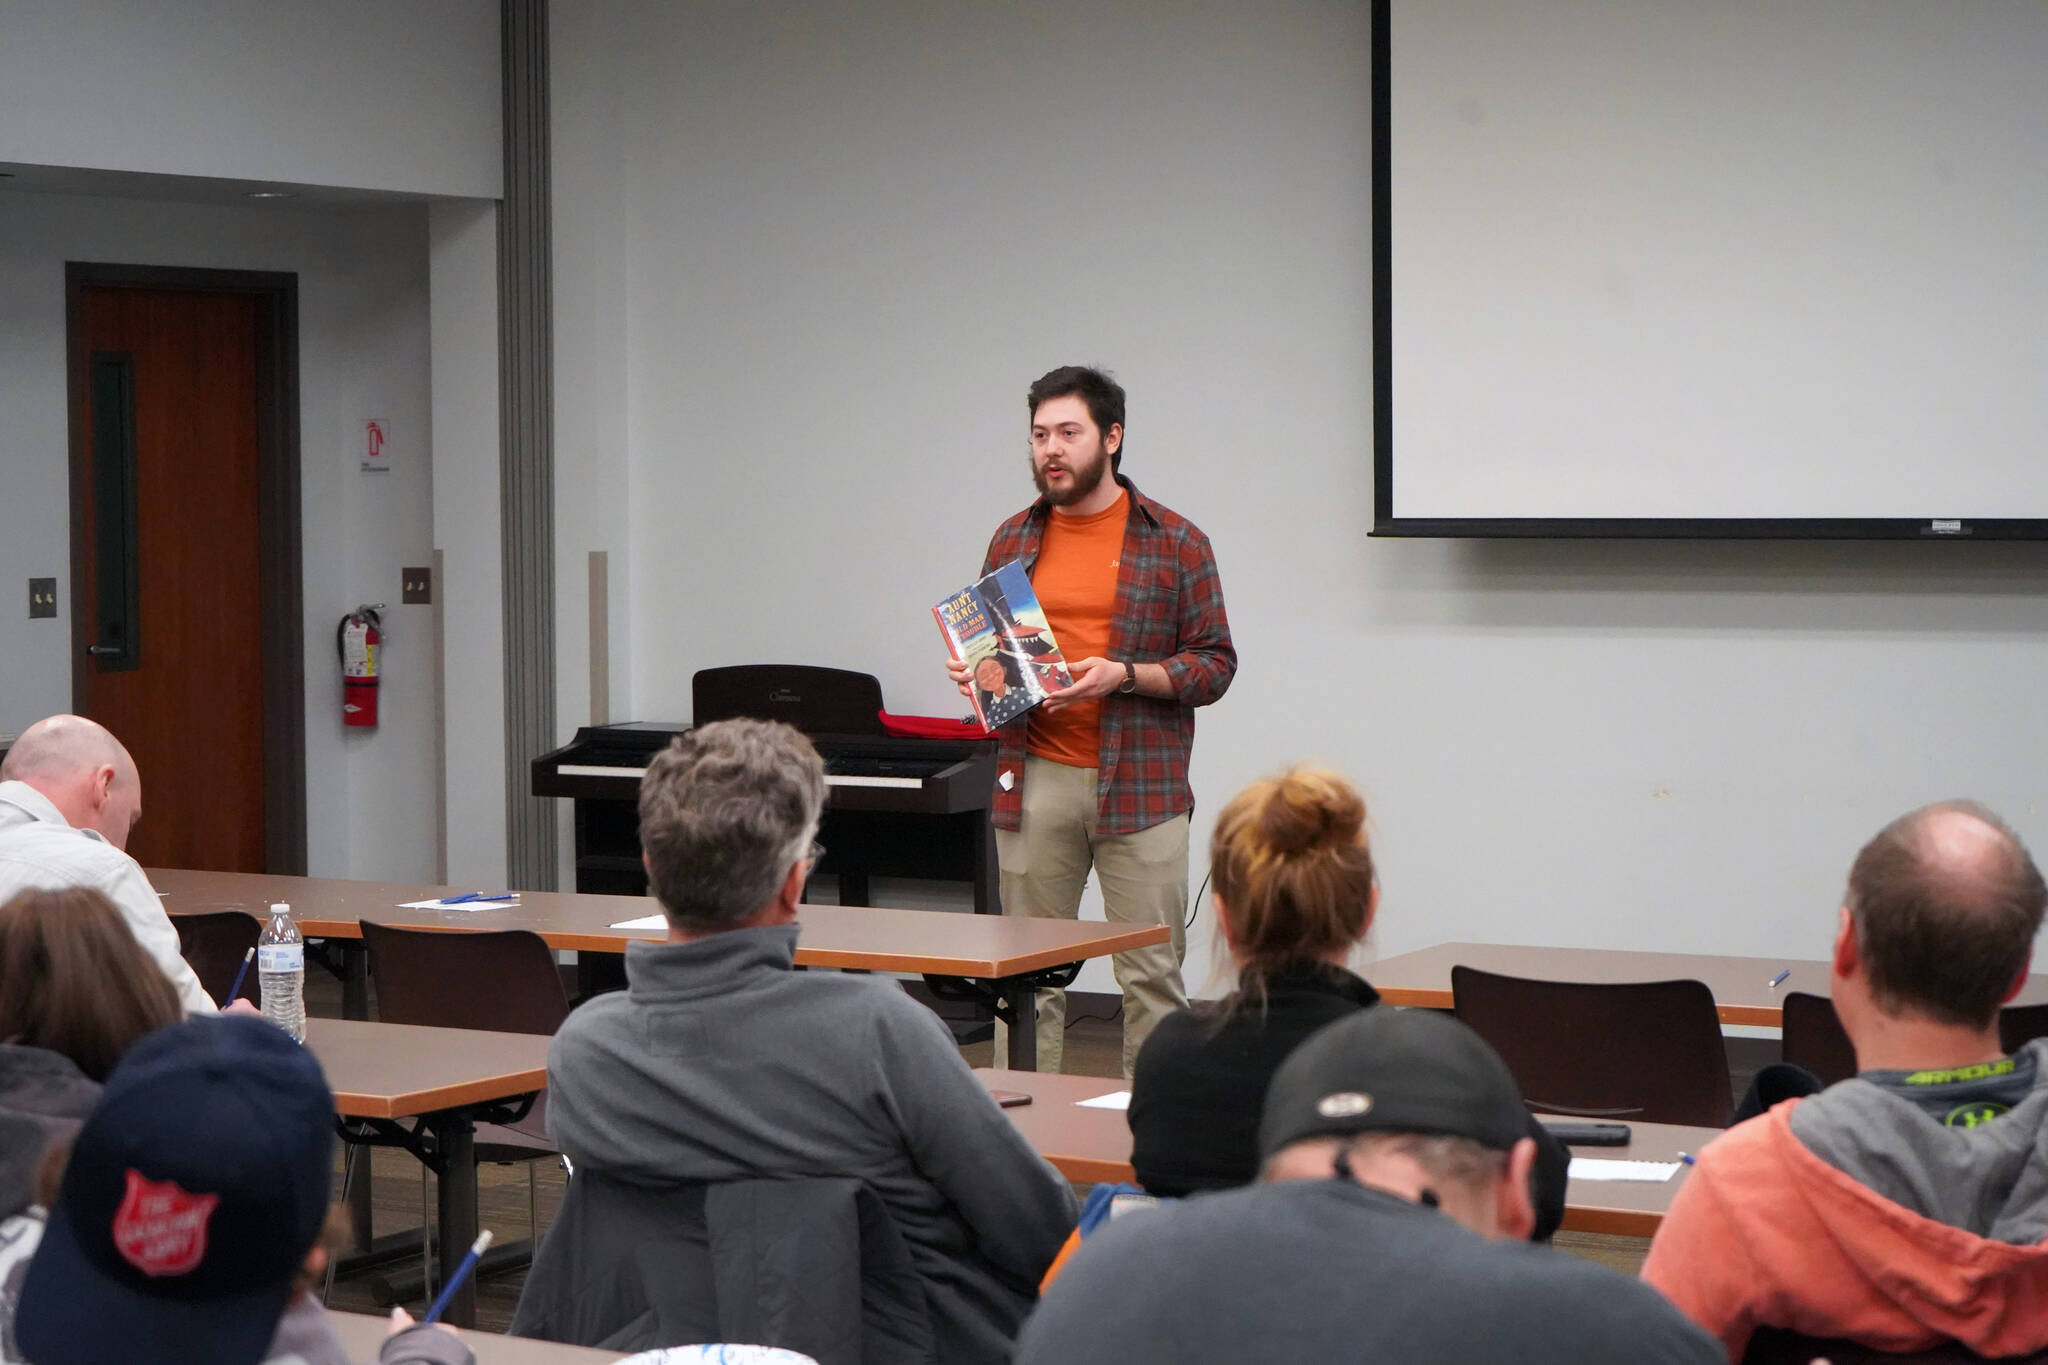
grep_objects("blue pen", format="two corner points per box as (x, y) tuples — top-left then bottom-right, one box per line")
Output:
(226, 947), (255, 1003)
(1768, 969), (1791, 989)
(421, 1230), (493, 1324)
(442, 891), (518, 905)
(1677, 1152), (1696, 1166)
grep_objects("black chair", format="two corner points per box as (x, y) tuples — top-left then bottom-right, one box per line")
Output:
(1451, 964), (1732, 1127)
(1780, 991), (1858, 1087)
(170, 910), (261, 1006)
(1782, 993), (2048, 1088)
(2000, 1003), (2048, 1053)
(1745, 1326), (2048, 1363)
(355, 922), (572, 1291)
(513, 1168), (931, 1361)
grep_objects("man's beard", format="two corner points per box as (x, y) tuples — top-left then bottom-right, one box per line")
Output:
(1030, 441), (1111, 507)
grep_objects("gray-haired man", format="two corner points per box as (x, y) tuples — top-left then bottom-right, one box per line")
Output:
(538, 719), (1076, 1361)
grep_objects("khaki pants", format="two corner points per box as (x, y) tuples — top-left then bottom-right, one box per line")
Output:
(994, 755), (1189, 1077)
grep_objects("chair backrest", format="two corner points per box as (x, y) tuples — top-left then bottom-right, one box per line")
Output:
(1779, 994), (2047, 1083)
(170, 910), (261, 1006)
(357, 922), (570, 1035)
(1744, 1326), (2048, 1363)
(512, 1169), (933, 1363)
(1780, 991), (1859, 1086)
(1451, 964), (1732, 1127)
(2001, 1003), (2048, 1054)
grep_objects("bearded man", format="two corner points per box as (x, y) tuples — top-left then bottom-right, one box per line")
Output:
(947, 365), (1235, 1075)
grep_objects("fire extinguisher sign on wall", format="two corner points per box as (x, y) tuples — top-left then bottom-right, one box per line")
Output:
(338, 605), (385, 728)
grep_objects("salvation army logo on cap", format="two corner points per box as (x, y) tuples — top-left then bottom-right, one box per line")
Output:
(112, 1169), (220, 1277)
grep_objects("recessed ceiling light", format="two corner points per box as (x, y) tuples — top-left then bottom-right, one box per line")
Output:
(245, 190), (295, 199)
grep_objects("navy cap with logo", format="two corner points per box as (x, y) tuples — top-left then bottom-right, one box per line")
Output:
(17, 1014), (335, 1365)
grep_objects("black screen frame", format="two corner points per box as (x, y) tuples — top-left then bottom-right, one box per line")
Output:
(1367, 0), (2048, 542)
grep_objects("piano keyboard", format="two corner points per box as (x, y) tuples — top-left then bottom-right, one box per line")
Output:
(556, 762), (922, 789)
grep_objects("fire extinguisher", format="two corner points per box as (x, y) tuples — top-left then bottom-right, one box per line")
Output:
(338, 605), (385, 728)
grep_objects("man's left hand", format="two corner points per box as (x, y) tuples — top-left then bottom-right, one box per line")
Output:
(1042, 657), (1123, 710)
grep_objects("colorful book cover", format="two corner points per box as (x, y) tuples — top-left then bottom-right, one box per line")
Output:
(932, 559), (1073, 731)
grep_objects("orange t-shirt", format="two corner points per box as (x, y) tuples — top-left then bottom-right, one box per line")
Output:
(1026, 490), (1128, 768)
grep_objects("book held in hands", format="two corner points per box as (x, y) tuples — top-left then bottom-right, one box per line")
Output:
(933, 559), (1073, 731)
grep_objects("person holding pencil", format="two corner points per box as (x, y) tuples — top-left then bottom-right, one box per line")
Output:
(14, 1015), (473, 1365)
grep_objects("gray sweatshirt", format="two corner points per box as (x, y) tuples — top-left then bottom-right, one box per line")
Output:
(545, 924), (1078, 1364)
(1790, 1037), (2048, 1243)
(1017, 1178), (1721, 1365)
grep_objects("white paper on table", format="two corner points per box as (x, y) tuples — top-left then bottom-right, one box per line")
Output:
(1076, 1090), (1133, 1110)
(610, 914), (670, 930)
(1568, 1158), (1681, 1182)
(397, 898), (518, 912)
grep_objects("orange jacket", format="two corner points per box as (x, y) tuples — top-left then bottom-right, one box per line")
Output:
(1642, 1100), (2048, 1360)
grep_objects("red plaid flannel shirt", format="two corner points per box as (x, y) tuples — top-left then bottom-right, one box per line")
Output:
(980, 476), (1235, 834)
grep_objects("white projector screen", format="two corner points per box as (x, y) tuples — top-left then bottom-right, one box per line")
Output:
(1376, 0), (2048, 536)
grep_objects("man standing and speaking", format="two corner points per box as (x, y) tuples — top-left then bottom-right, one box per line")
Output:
(951, 366), (1235, 1075)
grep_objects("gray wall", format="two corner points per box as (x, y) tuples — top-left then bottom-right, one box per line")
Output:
(0, 1), (505, 883)
(553, 0), (2048, 994)
(0, 0), (501, 197)
(0, 191), (443, 881)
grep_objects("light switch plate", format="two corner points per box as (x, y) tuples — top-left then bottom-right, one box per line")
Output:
(401, 566), (432, 605)
(28, 578), (56, 619)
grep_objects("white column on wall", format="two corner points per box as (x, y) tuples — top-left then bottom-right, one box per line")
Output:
(431, 198), (510, 885)
(548, 0), (634, 891)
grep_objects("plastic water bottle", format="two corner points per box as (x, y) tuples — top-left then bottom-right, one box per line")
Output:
(258, 902), (306, 1043)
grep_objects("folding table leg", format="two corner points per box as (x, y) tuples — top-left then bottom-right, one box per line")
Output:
(426, 1111), (479, 1327)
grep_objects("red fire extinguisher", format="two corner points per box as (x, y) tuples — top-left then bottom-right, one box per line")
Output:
(338, 605), (384, 728)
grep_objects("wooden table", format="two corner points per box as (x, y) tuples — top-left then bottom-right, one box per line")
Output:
(976, 1068), (1717, 1237)
(1367, 941), (2048, 1027)
(329, 1312), (622, 1363)
(308, 1018), (553, 1329)
(154, 868), (1166, 1070)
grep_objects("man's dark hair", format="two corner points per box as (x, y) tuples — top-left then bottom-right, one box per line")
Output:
(1846, 800), (2047, 1028)
(1028, 365), (1126, 471)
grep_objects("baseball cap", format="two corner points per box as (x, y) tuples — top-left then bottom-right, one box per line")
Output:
(17, 1015), (336, 1365)
(1258, 1007), (1533, 1158)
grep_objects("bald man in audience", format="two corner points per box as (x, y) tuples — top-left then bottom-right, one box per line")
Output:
(0, 715), (214, 1014)
(1643, 800), (2048, 1360)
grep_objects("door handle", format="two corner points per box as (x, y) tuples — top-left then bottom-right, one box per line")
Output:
(87, 644), (123, 657)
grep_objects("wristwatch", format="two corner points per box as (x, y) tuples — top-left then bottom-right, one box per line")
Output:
(1118, 661), (1138, 695)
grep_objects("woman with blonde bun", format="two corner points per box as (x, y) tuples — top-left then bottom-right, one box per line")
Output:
(1126, 766), (1381, 1197)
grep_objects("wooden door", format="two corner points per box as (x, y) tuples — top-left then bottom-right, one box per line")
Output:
(74, 285), (267, 872)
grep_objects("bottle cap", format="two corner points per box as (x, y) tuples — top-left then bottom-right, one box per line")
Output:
(269, 903), (290, 914)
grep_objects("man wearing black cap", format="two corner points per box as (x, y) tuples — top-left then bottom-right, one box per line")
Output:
(1015, 1009), (1720, 1365)
(14, 1015), (467, 1365)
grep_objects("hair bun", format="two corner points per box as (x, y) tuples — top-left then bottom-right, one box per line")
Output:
(1258, 768), (1366, 856)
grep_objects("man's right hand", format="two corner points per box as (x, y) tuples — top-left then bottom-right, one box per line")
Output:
(946, 656), (973, 697)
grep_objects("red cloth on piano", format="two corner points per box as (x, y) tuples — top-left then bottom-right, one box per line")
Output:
(877, 711), (989, 740)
